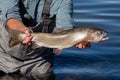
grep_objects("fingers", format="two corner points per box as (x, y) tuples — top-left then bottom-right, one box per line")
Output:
(22, 36), (33, 45)
(24, 28), (32, 37)
(22, 28), (33, 45)
(76, 43), (83, 48)
(76, 41), (91, 48)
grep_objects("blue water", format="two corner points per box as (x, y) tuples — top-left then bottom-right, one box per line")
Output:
(54, 0), (120, 80)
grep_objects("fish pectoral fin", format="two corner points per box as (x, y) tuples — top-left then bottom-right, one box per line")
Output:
(55, 48), (62, 55)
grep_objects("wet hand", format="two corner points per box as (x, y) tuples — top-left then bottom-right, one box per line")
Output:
(76, 41), (91, 48)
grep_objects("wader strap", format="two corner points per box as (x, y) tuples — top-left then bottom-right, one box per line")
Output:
(31, 0), (52, 33)
(25, 0), (53, 56)
(42, 0), (52, 33)
(42, 0), (51, 16)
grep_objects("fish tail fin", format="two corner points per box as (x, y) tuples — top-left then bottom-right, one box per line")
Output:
(9, 30), (22, 47)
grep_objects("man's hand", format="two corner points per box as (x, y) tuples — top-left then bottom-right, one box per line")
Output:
(76, 41), (91, 48)
(7, 18), (33, 45)
(22, 28), (33, 45)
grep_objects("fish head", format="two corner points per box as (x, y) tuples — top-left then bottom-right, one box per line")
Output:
(88, 29), (109, 42)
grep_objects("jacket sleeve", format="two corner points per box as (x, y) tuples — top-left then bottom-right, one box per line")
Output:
(56, 0), (74, 30)
(0, 0), (22, 26)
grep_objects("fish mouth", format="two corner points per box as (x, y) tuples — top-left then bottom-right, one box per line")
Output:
(100, 37), (109, 42)
(100, 33), (109, 42)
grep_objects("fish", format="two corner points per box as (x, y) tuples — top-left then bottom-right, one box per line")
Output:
(9, 27), (109, 54)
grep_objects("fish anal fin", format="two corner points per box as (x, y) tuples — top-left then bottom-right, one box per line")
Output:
(55, 48), (62, 55)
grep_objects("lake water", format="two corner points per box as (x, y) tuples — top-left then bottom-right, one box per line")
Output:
(0, 0), (120, 80)
(54, 0), (120, 80)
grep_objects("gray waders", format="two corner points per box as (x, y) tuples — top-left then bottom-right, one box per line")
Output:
(0, 0), (55, 78)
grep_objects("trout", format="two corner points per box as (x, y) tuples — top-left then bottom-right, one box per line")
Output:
(9, 27), (109, 54)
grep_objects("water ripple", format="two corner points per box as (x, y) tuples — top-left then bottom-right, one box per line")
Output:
(55, 0), (120, 80)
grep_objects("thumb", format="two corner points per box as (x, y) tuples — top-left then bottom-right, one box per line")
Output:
(24, 28), (32, 37)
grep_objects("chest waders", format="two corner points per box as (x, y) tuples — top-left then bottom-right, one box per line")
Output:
(0, 0), (55, 76)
